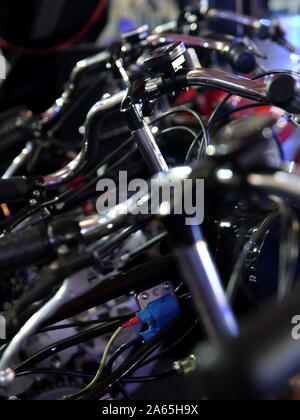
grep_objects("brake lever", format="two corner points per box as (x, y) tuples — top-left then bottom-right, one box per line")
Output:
(243, 36), (269, 60)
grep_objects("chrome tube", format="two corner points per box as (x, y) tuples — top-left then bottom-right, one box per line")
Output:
(132, 124), (169, 174)
(175, 239), (239, 342)
(79, 167), (192, 243)
(2, 142), (33, 179)
(248, 171), (300, 201)
(43, 90), (126, 188)
(186, 68), (268, 102)
(207, 9), (261, 29)
(147, 33), (232, 56)
(40, 51), (110, 130)
(0, 268), (102, 391)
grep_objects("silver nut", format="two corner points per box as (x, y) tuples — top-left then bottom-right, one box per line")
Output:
(173, 355), (198, 376)
(0, 368), (15, 387)
(29, 199), (38, 207)
(57, 245), (70, 256)
(50, 262), (60, 271)
(32, 190), (41, 198)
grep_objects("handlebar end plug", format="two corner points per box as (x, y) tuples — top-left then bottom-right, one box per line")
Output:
(267, 74), (296, 109)
(229, 42), (257, 74)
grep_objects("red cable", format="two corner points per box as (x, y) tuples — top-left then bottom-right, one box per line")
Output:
(0, 0), (107, 55)
(122, 317), (141, 328)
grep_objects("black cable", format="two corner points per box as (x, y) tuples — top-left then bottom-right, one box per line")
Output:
(67, 308), (195, 400)
(105, 338), (141, 375)
(9, 106), (207, 232)
(16, 369), (94, 381)
(208, 69), (300, 131)
(122, 370), (176, 383)
(159, 125), (197, 139)
(120, 232), (167, 263)
(58, 150), (134, 206)
(38, 315), (134, 334)
(14, 319), (122, 372)
(15, 368), (176, 384)
(64, 112), (206, 206)
(212, 103), (269, 124)
(251, 69), (300, 80)
(185, 131), (205, 164)
(131, 319), (199, 372)
(9, 137), (136, 232)
(208, 92), (232, 130)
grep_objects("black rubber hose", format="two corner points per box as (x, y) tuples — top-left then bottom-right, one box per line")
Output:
(0, 223), (52, 270)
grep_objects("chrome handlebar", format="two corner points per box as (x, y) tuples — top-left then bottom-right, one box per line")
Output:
(40, 51), (111, 132)
(42, 90), (126, 187)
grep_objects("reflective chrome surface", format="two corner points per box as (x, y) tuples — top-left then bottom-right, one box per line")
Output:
(79, 166), (192, 243)
(2, 142), (33, 179)
(186, 68), (268, 102)
(248, 172), (300, 201)
(207, 9), (261, 29)
(133, 124), (169, 174)
(148, 33), (232, 56)
(41, 51), (110, 129)
(176, 239), (239, 342)
(0, 269), (103, 391)
(43, 90), (126, 188)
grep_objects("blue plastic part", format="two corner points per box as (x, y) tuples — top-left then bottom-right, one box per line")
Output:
(137, 295), (181, 342)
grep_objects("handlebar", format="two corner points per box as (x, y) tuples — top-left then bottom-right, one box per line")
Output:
(40, 51), (110, 132)
(42, 90), (126, 187)
(146, 64), (300, 114)
(147, 33), (258, 74)
(206, 9), (295, 53)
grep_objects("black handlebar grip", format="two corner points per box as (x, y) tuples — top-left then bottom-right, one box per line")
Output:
(229, 42), (257, 74)
(0, 224), (53, 270)
(267, 74), (300, 114)
(0, 177), (30, 203)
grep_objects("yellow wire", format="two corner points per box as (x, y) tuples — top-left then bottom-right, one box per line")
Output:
(81, 327), (123, 392)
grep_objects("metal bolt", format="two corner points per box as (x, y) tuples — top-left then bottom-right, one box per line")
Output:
(50, 262), (60, 271)
(142, 293), (149, 300)
(29, 199), (38, 207)
(32, 190), (41, 198)
(64, 233), (74, 242)
(51, 356), (62, 369)
(173, 355), (198, 376)
(0, 368), (15, 387)
(57, 245), (70, 256)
